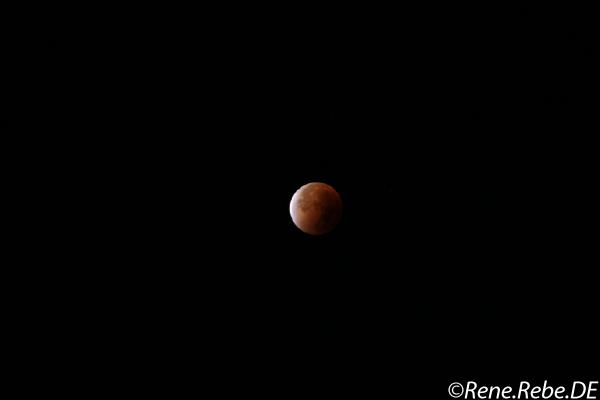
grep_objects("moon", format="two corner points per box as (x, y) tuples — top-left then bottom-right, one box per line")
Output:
(290, 182), (343, 235)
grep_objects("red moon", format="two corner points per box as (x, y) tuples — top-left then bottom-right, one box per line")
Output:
(289, 182), (343, 235)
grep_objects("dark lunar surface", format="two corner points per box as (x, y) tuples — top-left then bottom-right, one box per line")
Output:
(291, 182), (342, 235)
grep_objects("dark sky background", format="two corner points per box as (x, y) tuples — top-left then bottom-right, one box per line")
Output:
(17, 4), (597, 396)
(232, 6), (597, 392)
(193, 6), (598, 395)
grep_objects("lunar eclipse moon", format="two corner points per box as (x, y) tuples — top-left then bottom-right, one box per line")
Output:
(289, 182), (343, 235)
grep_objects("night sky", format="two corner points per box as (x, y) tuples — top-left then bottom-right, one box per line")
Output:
(17, 5), (597, 396)
(210, 6), (598, 394)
